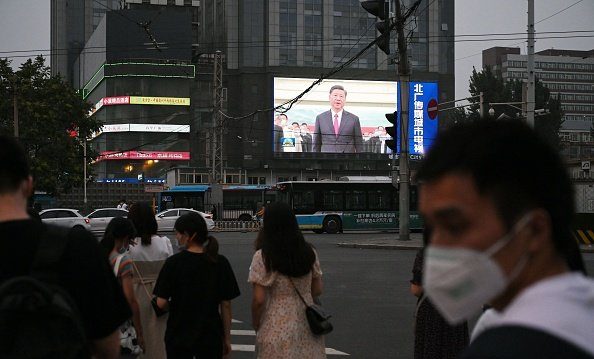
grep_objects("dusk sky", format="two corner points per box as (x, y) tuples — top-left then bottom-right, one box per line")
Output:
(1, 0), (592, 100)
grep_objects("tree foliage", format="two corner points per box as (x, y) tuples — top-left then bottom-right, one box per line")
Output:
(465, 65), (564, 149)
(0, 56), (101, 195)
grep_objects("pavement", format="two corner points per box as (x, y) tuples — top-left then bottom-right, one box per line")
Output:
(336, 231), (594, 253)
(336, 231), (423, 250)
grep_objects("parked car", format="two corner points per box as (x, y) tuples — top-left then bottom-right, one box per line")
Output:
(155, 208), (215, 231)
(39, 208), (91, 230)
(87, 208), (129, 233)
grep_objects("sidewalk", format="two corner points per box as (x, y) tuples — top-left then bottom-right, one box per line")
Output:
(336, 232), (423, 250)
(337, 232), (594, 253)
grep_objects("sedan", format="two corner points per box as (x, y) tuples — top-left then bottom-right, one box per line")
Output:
(155, 208), (215, 231)
(87, 208), (129, 233)
(39, 208), (91, 230)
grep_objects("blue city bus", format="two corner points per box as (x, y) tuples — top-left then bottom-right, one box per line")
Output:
(276, 177), (422, 233)
(158, 184), (275, 221)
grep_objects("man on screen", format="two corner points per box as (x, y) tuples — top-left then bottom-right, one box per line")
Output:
(313, 85), (363, 153)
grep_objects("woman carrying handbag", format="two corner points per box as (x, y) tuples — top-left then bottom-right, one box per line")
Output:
(100, 217), (145, 357)
(127, 202), (173, 359)
(249, 202), (327, 359)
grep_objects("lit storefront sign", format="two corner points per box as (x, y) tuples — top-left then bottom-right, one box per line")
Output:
(89, 96), (191, 116)
(99, 151), (190, 161)
(92, 124), (190, 137)
(396, 82), (439, 158)
(99, 96), (190, 106)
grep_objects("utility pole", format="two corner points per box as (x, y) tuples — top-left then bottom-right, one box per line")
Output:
(526, 0), (535, 127)
(13, 92), (18, 138)
(211, 50), (224, 184)
(396, 0), (411, 241)
(83, 138), (88, 211)
(210, 51), (224, 221)
(479, 92), (485, 119)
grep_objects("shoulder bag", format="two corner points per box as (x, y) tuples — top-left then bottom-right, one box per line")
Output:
(289, 279), (333, 336)
(113, 255), (143, 356)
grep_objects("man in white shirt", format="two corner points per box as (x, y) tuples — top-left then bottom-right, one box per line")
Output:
(416, 120), (594, 358)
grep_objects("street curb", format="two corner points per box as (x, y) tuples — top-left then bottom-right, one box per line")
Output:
(338, 244), (594, 253)
(336, 243), (422, 250)
(581, 246), (594, 253)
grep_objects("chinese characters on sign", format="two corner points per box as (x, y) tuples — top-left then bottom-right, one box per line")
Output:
(396, 82), (438, 157)
(89, 96), (191, 115)
(99, 151), (190, 161)
(354, 212), (396, 224)
(413, 83), (424, 154)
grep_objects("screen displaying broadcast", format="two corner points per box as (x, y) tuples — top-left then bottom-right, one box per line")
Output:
(272, 77), (438, 156)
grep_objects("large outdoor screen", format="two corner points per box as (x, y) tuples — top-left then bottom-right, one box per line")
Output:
(272, 77), (438, 155)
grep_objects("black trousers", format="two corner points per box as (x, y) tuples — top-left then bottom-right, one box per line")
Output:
(165, 340), (222, 359)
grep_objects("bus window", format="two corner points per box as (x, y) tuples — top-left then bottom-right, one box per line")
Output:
(368, 190), (392, 210)
(345, 190), (366, 210)
(410, 186), (419, 211)
(293, 191), (315, 214)
(322, 190), (344, 211)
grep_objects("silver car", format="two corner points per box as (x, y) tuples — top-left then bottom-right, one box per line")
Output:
(39, 208), (91, 230)
(156, 208), (215, 231)
(87, 208), (129, 233)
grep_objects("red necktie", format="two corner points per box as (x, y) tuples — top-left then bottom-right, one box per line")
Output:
(333, 113), (339, 136)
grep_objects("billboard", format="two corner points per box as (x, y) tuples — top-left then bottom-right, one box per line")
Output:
(273, 77), (438, 155)
(273, 77), (398, 154)
(396, 82), (439, 158)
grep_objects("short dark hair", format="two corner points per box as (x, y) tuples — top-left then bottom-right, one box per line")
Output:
(127, 202), (158, 245)
(329, 85), (347, 95)
(301, 123), (308, 126)
(0, 135), (30, 193)
(100, 217), (137, 256)
(279, 113), (288, 120)
(416, 119), (575, 260)
(255, 202), (315, 277)
(175, 212), (219, 262)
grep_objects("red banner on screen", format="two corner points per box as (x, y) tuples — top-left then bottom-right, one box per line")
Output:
(99, 151), (190, 160)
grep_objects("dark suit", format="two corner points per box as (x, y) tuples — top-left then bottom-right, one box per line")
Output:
(273, 125), (283, 152)
(301, 133), (313, 152)
(313, 110), (363, 153)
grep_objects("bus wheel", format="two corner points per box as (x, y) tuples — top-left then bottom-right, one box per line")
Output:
(238, 214), (252, 222)
(323, 216), (341, 234)
(313, 229), (324, 234)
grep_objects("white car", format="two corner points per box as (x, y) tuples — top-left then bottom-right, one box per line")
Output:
(87, 208), (129, 233)
(155, 208), (215, 231)
(39, 208), (91, 231)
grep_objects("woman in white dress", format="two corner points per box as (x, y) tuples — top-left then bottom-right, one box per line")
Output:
(127, 202), (173, 359)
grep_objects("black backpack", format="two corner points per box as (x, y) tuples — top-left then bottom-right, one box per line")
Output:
(0, 225), (89, 359)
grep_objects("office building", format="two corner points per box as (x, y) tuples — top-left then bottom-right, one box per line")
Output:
(483, 46), (594, 173)
(55, 0), (456, 184)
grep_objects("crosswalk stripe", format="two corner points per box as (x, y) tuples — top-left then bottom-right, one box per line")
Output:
(231, 329), (256, 336)
(231, 344), (349, 356)
(230, 319), (349, 355)
(232, 344), (255, 352)
(232, 319), (242, 323)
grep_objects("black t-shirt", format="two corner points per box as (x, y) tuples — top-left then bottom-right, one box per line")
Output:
(153, 251), (240, 346)
(0, 220), (131, 340)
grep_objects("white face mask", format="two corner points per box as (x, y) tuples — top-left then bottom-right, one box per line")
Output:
(422, 214), (532, 325)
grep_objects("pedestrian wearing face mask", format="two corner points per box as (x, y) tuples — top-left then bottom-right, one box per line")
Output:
(100, 217), (145, 357)
(417, 120), (594, 359)
(410, 227), (469, 359)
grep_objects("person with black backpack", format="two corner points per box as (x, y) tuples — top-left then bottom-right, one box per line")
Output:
(0, 135), (132, 359)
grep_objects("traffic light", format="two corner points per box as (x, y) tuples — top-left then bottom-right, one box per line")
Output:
(360, 0), (391, 55)
(385, 111), (397, 152)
